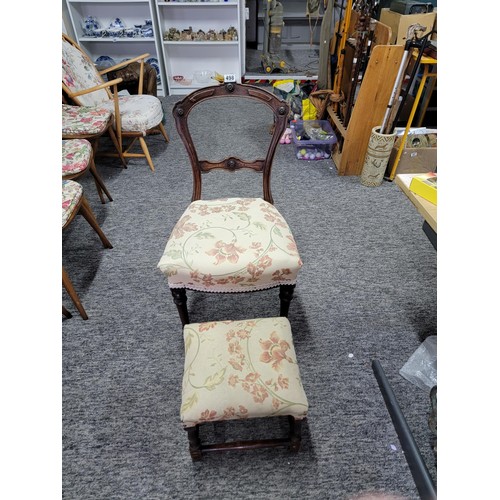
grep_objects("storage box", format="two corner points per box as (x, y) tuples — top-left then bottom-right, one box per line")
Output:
(387, 145), (437, 175)
(291, 120), (337, 161)
(379, 8), (437, 45)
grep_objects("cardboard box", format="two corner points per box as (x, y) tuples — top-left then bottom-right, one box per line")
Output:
(379, 8), (437, 45)
(387, 145), (437, 175)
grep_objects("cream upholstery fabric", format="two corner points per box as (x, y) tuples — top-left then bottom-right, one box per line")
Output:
(180, 317), (308, 427)
(62, 139), (92, 176)
(157, 198), (302, 292)
(62, 180), (83, 227)
(62, 38), (109, 106)
(99, 94), (163, 134)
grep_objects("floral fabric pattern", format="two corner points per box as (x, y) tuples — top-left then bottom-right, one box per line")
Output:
(62, 104), (111, 136)
(157, 198), (303, 292)
(99, 94), (163, 134)
(180, 317), (308, 427)
(62, 180), (83, 228)
(62, 139), (92, 176)
(62, 38), (109, 107)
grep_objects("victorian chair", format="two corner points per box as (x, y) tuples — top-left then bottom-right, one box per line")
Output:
(157, 83), (302, 327)
(62, 180), (113, 319)
(62, 33), (169, 172)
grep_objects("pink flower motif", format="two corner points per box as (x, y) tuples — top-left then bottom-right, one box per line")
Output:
(245, 372), (260, 383)
(206, 241), (245, 265)
(251, 384), (269, 403)
(259, 331), (292, 370)
(199, 322), (217, 332)
(199, 409), (217, 421)
(172, 215), (199, 239)
(228, 375), (239, 387)
(236, 329), (250, 339)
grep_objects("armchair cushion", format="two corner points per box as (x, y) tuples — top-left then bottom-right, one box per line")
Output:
(100, 94), (163, 134)
(157, 198), (302, 292)
(180, 317), (309, 427)
(62, 139), (92, 176)
(62, 38), (109, 106)
(62, 104), (111, 136)
(62, 180), (83, 227)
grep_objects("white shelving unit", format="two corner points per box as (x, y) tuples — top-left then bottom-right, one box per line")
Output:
(65, 0), (167, 96)
(155, 1), (245, 95)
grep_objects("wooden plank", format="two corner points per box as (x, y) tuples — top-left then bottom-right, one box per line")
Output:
(336, 44), (404, 175)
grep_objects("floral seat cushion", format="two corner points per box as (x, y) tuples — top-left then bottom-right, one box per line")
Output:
(100, 94), (163, 134)
(181, 317), (309, 427)
(62, 104), (111, 136)
(62, 180), (83, 227)
(157, 198), (303, 292)
(62, 139), (92, 176)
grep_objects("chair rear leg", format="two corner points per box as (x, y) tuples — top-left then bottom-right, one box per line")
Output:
(138, 136), (155, 172)
(157, 122), (170, 143)
(108, 127), (127, 167)
(79, 196), (113, 249)
(62, 305), (73, 318)
(279, 284), (296, 317)
(288, 416), (303, 452)
(89, 158), (113, 203)
(185, 426), (203, 461)
(62, 266), (88, 320)
(171, 288), (189, 327)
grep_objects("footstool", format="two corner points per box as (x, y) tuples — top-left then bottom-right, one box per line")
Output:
(180, 316), (308, 460)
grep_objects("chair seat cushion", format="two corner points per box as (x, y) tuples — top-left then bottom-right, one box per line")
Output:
(62, 180), (83, 227)
(180, 317), (308, 427)
(157, 198), (302, 292)
(62, 104), (111, 136)
(62, 139), (92, 176)
(100, 94), (163, 134)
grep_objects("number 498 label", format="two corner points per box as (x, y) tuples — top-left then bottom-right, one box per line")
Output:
(224, 74), (236, 83)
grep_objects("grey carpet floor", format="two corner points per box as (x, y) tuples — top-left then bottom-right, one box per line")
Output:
(62, 94), (437, 499)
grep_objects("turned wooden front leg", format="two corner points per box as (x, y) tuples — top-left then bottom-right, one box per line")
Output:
(185, 425), (202, 461)
(279, 284), (296, 317)
(171, 288), (189, 326)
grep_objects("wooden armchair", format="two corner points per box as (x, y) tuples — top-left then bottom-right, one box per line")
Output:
(62, 33), (169, 172)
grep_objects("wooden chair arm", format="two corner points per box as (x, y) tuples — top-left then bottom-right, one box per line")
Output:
(98, 54), (150, 76)
(65, 78), (124, 99)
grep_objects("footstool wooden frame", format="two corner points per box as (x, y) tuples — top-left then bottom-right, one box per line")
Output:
(180, 317), (308, 461)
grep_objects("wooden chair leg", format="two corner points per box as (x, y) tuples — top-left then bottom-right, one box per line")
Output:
(185, 425), (203, 461)
(79, 196), (113, 249)
(138, 136), (155, 172)
(89, 157), (113, 204)
(62, 305), (73, 318)
(288, 416), (303, 452)
(62, 266), (88, 320)
(171, 288), (189, 327)
(157, 122), (170, 143)
(279, 284), (296, 317)
(108, 127), (127, 168)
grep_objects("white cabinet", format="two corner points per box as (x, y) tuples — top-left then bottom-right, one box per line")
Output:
(65, 0), (167, 96)
(155, 1), (245, 95)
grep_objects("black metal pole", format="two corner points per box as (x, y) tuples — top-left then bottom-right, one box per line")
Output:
(372, 359), (437, 500)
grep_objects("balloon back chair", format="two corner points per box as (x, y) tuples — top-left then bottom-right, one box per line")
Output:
(62, 33), (169, 172)
(62, 180), (113, 319)
(157, 83), (302, 327)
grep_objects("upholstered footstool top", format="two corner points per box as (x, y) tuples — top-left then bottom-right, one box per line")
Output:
(181, 316), (308, 427)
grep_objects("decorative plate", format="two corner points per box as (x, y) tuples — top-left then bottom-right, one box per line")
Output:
(95, 55), (116, 69)
(146, 57), (161, 83)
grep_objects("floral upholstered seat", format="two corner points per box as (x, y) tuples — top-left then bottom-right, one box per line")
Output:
(62, 139), (113, 204)
(62, 139), (92, 176)
(157, 197), (302, 293)
(62, 179), (83, 227)
(62, 104), (112, 137)
(180, 316), (308, 460)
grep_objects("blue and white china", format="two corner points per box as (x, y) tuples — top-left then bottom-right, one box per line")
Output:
(146, 57), (161, 84)
(82, 16), (100, 36)
(109, 18), (125, 29)
(95, 55), (116, 69)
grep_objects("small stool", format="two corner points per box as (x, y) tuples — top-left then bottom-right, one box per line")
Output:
(180, 316), (308, 461)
